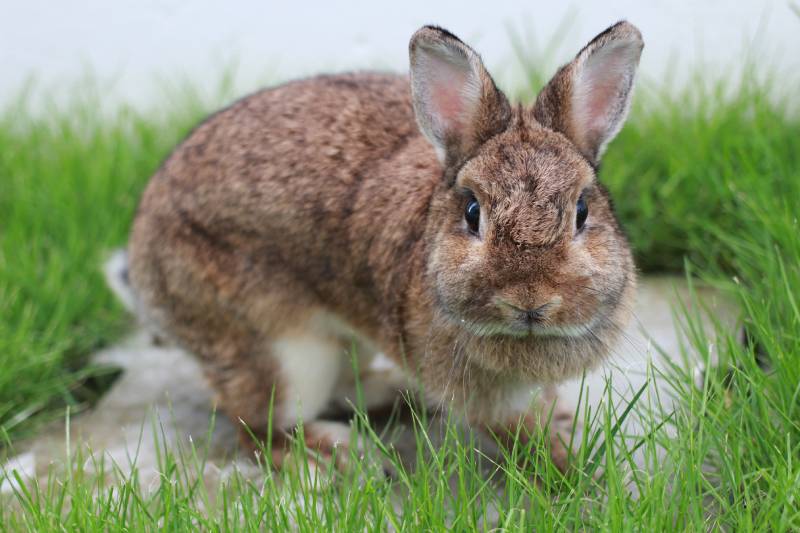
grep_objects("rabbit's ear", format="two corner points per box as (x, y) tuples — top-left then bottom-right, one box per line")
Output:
(410, 26), (511, 166)
(533, 21), (643, 165)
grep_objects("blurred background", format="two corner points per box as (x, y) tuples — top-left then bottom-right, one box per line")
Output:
(3, 0), (800, 107)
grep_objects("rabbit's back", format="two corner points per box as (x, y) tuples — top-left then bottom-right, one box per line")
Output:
(142, 72), (419, 230)
(129, 72), (439, 342)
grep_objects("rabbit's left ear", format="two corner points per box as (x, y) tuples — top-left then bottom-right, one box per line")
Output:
(410, 26), (511, 166)
(532, 21), (643, 165)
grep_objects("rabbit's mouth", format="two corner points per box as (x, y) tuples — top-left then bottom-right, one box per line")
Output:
(454, 315), (600, 339)
(434, 303), (627, 379)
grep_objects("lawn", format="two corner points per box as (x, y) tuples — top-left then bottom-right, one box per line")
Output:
(0, 59), (798, 529)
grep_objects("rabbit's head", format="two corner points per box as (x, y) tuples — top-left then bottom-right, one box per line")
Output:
(411, 22), (642, 379)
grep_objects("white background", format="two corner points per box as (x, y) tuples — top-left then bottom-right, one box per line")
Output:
(3, 0), (799, 107)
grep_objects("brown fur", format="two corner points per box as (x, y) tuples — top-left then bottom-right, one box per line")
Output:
(128, 22), (643, 468)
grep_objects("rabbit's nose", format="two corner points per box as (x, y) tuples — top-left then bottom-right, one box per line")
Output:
(522, 306), (547, 324)
(496, 299), (554, 323)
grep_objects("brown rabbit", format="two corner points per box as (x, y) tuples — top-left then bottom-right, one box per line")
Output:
(127, 21), (642, 469)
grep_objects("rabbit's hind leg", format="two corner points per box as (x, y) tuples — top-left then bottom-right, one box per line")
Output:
(200, 313), (358, 470)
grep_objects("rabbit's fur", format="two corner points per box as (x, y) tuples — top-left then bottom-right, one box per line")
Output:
(128, 21), (642, 468)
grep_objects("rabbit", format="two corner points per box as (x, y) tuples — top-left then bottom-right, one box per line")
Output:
(127, 21), (642, 470)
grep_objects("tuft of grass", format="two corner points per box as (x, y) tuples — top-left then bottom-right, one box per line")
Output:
(0, 83), (229, 441)
(603, 71), (800, 273)
(0, 386), (704, 531)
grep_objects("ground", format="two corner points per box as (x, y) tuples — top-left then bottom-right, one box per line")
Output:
(2, 278), (735, 496)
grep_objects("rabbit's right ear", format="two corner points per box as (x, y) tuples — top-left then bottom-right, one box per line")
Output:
(532, 21), (643, 166)
(410, 26), (511, 167)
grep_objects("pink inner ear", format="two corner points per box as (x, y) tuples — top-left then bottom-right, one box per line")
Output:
(426, 55), (474, 134)
(582, 68), (621, 132)
(574, 42), (637, 141)
(431, 80), (467, 131)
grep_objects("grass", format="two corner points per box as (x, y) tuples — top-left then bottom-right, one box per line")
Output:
(0, 79), (229, 441)
(1, 57), (799, 529)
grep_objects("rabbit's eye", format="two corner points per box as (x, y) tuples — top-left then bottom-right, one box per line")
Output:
(464, 196), (480, 234)
(576, 192), (588, 231)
